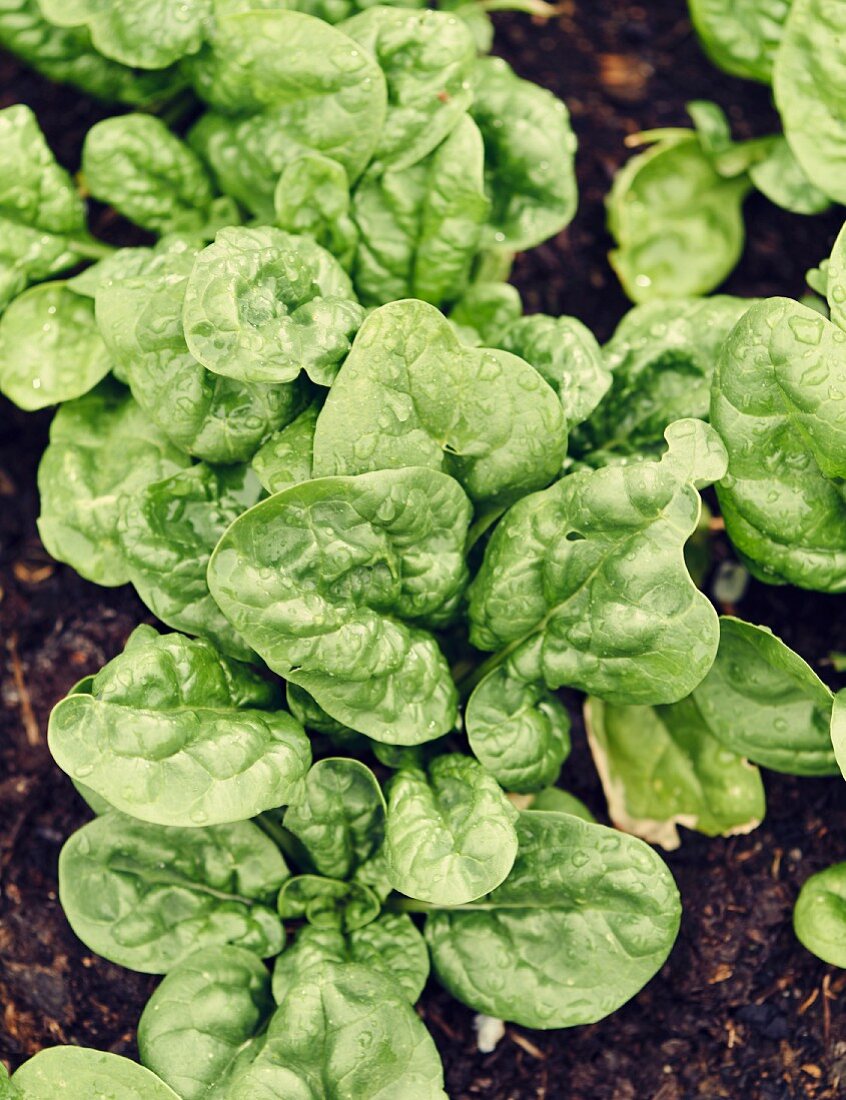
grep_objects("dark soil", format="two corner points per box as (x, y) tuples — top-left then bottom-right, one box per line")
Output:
(3, 2), (846, 1098)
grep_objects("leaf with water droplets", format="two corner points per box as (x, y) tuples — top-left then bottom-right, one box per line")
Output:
(12, 1047), (181, 1099)
(277, 875), (381, 932)
(250, 403), (318, 495)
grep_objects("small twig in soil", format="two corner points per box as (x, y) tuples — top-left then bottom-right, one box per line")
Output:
(823, 974), (833, 1046)
(6, 634), (41, 747)
(508, 1032), (546, 1060)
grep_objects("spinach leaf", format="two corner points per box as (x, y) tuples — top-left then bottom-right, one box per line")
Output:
(688, 0), (792, 83)
(0, 281), (112, 410)
(693, 617), (838, 775)
(748, 135), (831, 215)
(530, 786), (595, 820)
(277, 875), (381, 932)
(385, 753), (519, 904)
(424, 810), (681, 1028)
(182, 226), (363, 385)
(285, 682), (349, 739)
(449, 281), (522, 347)
(207, 467), (470, 742)
(49, 626), (311, 826)
(36, 380), (191, 586)
(711, 296), (846, 590)
(250, 403), (319, 495)
(340, 7), (475, 172)
(273, 153), (358, 269)
(12, 1048), (181, 1099)
(272, 914), (429, 1003)
(311, 299), (567, 508)
(585, 695), (765, 850)
(471, 57), (578, 250)
(282, 758), (386, 879)
(830, 690), (846, 781)
(794, 863), (846, 967)
(468, 419), (727, 704)
(37, 0), (211, 68)
(82, 114), (237, 236)
(351, 114), (490, 307)
(59, 811), (287, 972)
(137, 946), (273, 1100)
(96, 238), (304, 463)
(465, 664), (571, 793)
(118, 463), (264, 660)
(229, 963), (447, 1100)
(607, 130), (750, 302)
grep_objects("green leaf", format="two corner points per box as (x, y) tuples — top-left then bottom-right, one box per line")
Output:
(748, 135), (831, 215)
(59, 811), (287, 973)
(580, 295), (753, 459)
(385, 753), (519, 905)
(585, 695), (765, 850)
(688, 0), (792, 82)
(449, 281), (522, 347)
(829, 690), (846, 781)
(468, 419), (727, 704)
(12, 1048), (180, 1099)
(250, 403), (318, 495)
(711, 296), (846, 590)
(36, 380), (191, 586)
(424, 810), (681, 1028)
(277, 875), (381, 932)
(49, 626), (311, 826)
(0, 104), (88, 311)
(118, 463), (264, 660)
(471, 57), (577, 250)
(96, 238), (304, 463)
(283, 758), (386, 879)
(0, 281), (111, 410)
(182, 226), (363, 386)
(530, 786), (595, 821)
(466, 664), (571, 793)
(138, 946), (273, 1100)
(230, 963), (447, 1100)
(497, 313), (611, 428)
(207, 467), (470, 743)
(311, 299), (567, 509)
(794, 863), (846, 967)
(774, 0), (846, 204)
(351, 114), (490, 307)
(340, 7), (475, 172)
(608, 132), (750, 303)
(272, 915), (429, 1004)
(285, 682), (348, 738)
(693, 617), (838, 775)
(273, 153), (357, 269)
(188, 9), (386, 179)
(38, 0), (211, 68)
(82, 114), (231, 235)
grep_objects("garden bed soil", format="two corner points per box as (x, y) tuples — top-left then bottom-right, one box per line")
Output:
(3, 2), (846, 1098)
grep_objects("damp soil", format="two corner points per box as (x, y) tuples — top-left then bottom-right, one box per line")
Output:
(3, 2), (846, 1098)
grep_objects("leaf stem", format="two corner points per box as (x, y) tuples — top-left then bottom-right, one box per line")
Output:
(256, 812), (303, 865)
(476, 0), (563, 15)
(464, 505), (507, 554)
(68, 236), (117, 260)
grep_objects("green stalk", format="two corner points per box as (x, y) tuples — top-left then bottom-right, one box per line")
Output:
(68, 236), (117, 261)
(256, 812), (303, 865)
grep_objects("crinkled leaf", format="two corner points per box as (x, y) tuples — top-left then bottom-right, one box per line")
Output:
(230, 963), (447, 1100)
(285, 682), (348, 738)
(341, 7), (475, 172)
(59, 811), (287, 973)
(118, 463), (263, 660)
(37, 381), (191, 586)
(272, 915), (429, 1004)
(273, 153), (357, 269)
(208, 467), (470, 743)
(250, 403), (318, 495)
(283, 758), (386, 879)
(12, 1048), (180, 1100)
(386, 753), (519, 905)
(312, 299), (567, 508)
(49, 626), (311, 826)
(466, 664), (571, 793)
(711, 296), (846, 590)
(182, 226), (363, 386)
(38, 0), (211, 68)
(688, 0), (791, 82)
(351, 114), (489, 307)
(96, 238), (303, 463)
(449, 282), (522, 347)
(608, 132), (750, 303)
(693, 617), (837, 775)
(138, 946), (273, 1100)
(749, 135), (831, 215)
(794, 863), (846, 967)
(0, 281), (111, 410)
(585, 695), (765, 851)
(471, 57), (577, 250)
(468, 419), (727, 704)
(425, 810), (681, 1028)
(277, 875), (381, 932)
